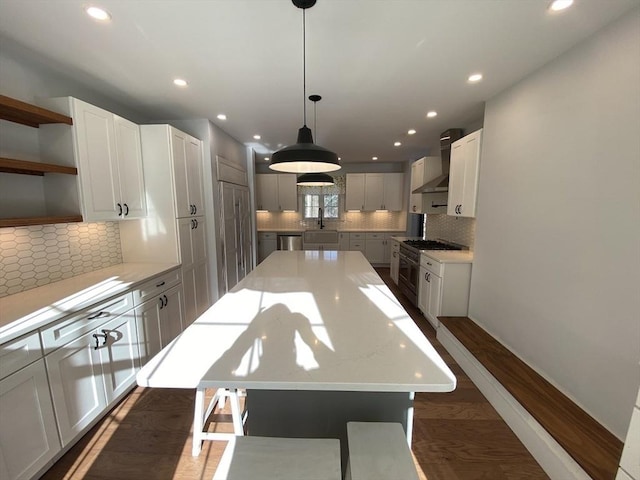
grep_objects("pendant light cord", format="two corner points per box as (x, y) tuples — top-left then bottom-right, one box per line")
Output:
(302, 8), (307, 127)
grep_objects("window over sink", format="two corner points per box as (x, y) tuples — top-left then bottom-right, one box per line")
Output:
(303, 193), (339, 219)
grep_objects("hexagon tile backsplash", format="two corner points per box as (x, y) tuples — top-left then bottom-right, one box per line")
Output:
(0, 222), (122, 298)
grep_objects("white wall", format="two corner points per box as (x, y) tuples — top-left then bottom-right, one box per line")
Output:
(469, 8), (640, 439)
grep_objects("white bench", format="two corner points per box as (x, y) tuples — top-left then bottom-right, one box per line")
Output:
(213, 436), (342, 480)
(345, 422), (419, 480)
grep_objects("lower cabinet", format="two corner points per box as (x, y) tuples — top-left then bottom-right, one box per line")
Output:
(258, 232), (277, 264)
(0, 359), (60, 480)
(45, 309), (139, 446)
(135, 283), (185, 365)
(418, 254), (471, 329)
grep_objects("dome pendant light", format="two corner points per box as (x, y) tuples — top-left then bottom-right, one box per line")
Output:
(298, 95), (334, 186)
(269, 0), (340, 174)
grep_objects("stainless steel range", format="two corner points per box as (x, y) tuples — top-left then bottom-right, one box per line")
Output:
(397, 239), (464, 307)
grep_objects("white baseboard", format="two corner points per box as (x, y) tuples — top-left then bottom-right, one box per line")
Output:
(437, 325), (592, 480)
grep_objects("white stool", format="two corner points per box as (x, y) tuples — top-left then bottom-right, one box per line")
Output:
(192, 387), (247, 456)
(213, 436), (342, 480)
(345, 421), (419, 480)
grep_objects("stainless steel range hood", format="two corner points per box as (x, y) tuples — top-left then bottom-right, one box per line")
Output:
(411, 129), (463, 194)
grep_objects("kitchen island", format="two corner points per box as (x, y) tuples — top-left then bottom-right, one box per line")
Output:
(136, 250), (456, 465)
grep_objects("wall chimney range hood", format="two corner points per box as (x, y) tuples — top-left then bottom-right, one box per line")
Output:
(412, 128), (463, 194)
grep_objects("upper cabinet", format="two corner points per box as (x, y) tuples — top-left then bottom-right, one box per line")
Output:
(409, 156), (447, 215)
(346, 173), (404, 211)
(256, 174), (297, 211)
(0, 95), (81, 228)
(170, 128), (204, 218)
(39, 97), (146, 222)
(447, 128), (482, 218)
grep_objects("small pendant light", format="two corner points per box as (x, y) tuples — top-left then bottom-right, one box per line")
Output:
(297, 95), (335, 186)
(269, 0), (340, 174)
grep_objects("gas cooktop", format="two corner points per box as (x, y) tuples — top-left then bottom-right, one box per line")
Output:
(403, 240), (463, 251)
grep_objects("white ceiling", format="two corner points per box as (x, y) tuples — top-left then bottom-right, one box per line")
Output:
(1, 0), (638, 165)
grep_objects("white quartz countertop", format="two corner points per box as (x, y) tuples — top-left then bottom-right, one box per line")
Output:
(137, 251), (456, 393)
(0, 262), (179, 343)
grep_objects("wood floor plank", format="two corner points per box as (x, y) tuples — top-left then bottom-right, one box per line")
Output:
(41, 268), (549, 480)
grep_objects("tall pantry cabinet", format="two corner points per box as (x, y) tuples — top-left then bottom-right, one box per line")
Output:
(120, 125), (210, 326)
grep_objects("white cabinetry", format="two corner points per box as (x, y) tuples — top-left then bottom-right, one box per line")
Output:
(135, 283), (184, 366)
(258, 232), (278, 263)
(448, 128), (482, 218)
(349, 232), (366, 253)
(418, 254), (472, 329)
(0, 333), (59, 480)
(256, 174), (297, 211)
(390, 239), (400, 284)
(120, 125), (210, 326)
(365, 232), (386, 264)
(346, 173), (404, 211)
(338, 232), (350, 251)
(43, 292), (138, 446)
(40, 97), (146, 221)
(409, 156), (448, 215)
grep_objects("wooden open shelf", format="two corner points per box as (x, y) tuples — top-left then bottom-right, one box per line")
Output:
(0, 216), (83, 228)
(0, 157), (78, 176)
(0, 94), (72, 127)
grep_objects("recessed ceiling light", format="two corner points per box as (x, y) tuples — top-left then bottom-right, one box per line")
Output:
(407, 129), (416, 135)
(217, 114), (227, 120)
(264, 157), (270, 161)
(338, 157), (342, 161)
(253, 135), (261, 140)
(394, 142), (401, 147)
(468, 73), (483, 83)
(173, 78), (188, 87)
(426, 111), (437, 118)
(372, 156), (378, 161)
(549, 0), (573, 11)
(85, 6), (111, 21)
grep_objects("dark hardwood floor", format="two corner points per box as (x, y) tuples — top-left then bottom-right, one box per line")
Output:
(41, 268), (548, 480)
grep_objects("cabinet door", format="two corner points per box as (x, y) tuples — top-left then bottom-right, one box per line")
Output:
(410, 159), (424, 214)
(447, 140), (465, 216)
(277, 174), (298, 211)
(418, 266), (429, 314)
(193, 261), (210, 319)
(186, 135), (204, 215)
(338, 232), (350, 251)
(191, 216), (207, 264)
(177, 217), (195, 268)
(365, 234), (386, 263)
(346, 174), (366, 211)
(170, 128), (192, 218)
(459, 129), (482, 218)
(161, 284), (185, 343)
(390, 243), (400, 284)
(426, 273), (442, 328)
(134, 297), (163, 366)
(98, 312), (139, 402)
(256, 174), (279, 211)
(363, 174), (383, 211)
(0, 360), (60, 480)
(258, 233), (277, 264)
(383, 173), (404, 211)
(182, 266), (198, 327)
(114, 115), (146, 219)
(46, 330), (107, 446)
(73, 99), (120, 221)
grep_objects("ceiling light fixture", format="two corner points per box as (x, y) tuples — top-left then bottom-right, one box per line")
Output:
(408, 129), (416, 135)
(549, 0), (573, 11)
(298, 95), (334, 186)
(394, 142), (401, 147)
(173, 78), (188, 87)
(269, 0), (340, 174)
(217, 114), (227, 120)
(426, 111), (438, 118)
(372, 157), (378, 161)
(468, 73), (483, 83)
(253, 135), (261, 140)
(86, 6), (111, 21)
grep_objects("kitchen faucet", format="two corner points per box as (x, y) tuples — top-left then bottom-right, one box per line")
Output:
(318, 207), (324, 229)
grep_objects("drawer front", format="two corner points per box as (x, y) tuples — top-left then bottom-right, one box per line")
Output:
(391, 240), (400, 252)
(41, 292), (134, 353)
(420, 255), (443, 276)
(258, 232), (277, 240)
(350, 233), (365, 241)
(349, 241), (365, 251)
(365, 232), (384, 241)
(0, 331), (43, 380)
(133, 269), (181, 306)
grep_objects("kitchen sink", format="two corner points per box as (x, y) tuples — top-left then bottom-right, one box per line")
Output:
(303, 229), (339, 244)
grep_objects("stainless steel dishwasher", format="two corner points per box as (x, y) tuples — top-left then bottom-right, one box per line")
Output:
(278, 233), (303, 251)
